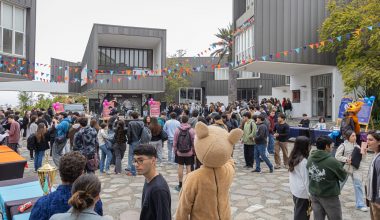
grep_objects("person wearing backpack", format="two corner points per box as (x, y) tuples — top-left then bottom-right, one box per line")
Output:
(73, 117), (98, 173)
(34, 123), (50, 172)
(241, 112), (257, 168)
(126, 111), (145, 176)
(173, 115), (195, 192)
(27, 115), (38, 160)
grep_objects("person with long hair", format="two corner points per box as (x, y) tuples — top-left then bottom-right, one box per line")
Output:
(98, 123), (112, 175)
(367, 131), (380, 220)
(143, 116), (151, 127)
(27, 115), (38, 160)
(149, 117), (166, 164)
(114, 120), (127, 174)
(335, 130), (368, 212)
(288, 136), (311, 220)
(50, 174), (106, 220)
(34, 123), (50, 171)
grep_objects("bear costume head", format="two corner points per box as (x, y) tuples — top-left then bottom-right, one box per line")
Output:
(194, 122), (243, 168)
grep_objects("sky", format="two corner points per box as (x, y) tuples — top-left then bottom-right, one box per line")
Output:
(0, 0), (232, 106)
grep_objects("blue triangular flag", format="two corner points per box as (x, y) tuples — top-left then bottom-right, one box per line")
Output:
(336, 36), (342, 41)
(367, 26), (373, 31)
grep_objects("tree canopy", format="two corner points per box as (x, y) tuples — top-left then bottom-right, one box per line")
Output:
(163, 50), (191, 103)
(319, 0), (380, 94)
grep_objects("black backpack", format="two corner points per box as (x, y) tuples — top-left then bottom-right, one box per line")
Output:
(176, 128), (192, 153)
(27, 134), (36, 150)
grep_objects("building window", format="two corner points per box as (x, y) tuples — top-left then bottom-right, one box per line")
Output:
(235, 24), (254, 65)
(98, 46), (153, 69)
(0, 2), (26, 56)
(285, 76), (290, 85)
(246, 0), (254, 11)
(292, 90), (301, 103)
(238, 71), (260, 79)
(214, 68), (229, 80)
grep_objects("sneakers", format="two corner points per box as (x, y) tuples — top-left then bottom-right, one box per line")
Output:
(270, 168), (274, 173)
(174, 185), (182, 192)
(274, 165), (281, 169)
(357, 207), (368, 212)
(251, 169), (262, 173)
(106, 171), (112, 175)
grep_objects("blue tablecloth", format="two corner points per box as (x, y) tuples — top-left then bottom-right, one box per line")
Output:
(0, 181), (43, 220)
(289, 127), (332, 144)
(12, 212), (30, 220)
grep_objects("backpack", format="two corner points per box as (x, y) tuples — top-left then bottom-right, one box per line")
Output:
(27, 134), (36, 150)
(176, 128), (192, 153)
(139, 126), (152, 144)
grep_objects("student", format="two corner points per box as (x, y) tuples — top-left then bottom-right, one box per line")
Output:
(98, 123), (112, 174)
(134, 144), (171, 220)
(253, 115), (273, 173)
(6, 115), (21, 152)
(335, 130), (368, 211)
(307, 136), (347, 220)
(273, 113), (290, 169)
(163, 112), (181, 163)
(313, 117), (327, 130)
(30, 152), (103, 220)
(241, 112), (257, 168)
(366, 131), (380, 220)
(299, 114), (310, 128)
(173, 115), (195, 191)
(288, 136), (311, 220)
(50, 174), (106, 220)
(33, 123), (50, 171)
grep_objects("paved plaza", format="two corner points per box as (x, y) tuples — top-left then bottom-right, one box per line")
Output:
(22, 141), (371, 220)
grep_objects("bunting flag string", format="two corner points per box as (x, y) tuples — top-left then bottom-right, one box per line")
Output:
(1, 22), (379, 85)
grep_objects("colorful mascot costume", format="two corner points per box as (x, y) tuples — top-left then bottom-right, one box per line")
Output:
(346, 101), (364, 134)
(176, 122), (243, 220)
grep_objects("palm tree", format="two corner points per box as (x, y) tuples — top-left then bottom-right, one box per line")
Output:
(211, 24), (237, 104)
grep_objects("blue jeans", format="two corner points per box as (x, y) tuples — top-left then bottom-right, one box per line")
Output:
(167, 140), (174, 162)
(340, 173), (366, 208)
(254, 144), (273, 172)
(128, 141), (140, 175)
(34, 150), (45, 171)
(99, 144), (112, 173)
(267, 134), (275, 154)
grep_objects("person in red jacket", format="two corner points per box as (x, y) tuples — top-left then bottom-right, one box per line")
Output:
(7, 115), (20, 153)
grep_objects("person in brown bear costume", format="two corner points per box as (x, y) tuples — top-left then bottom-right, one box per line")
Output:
(176, 122), (243, 220)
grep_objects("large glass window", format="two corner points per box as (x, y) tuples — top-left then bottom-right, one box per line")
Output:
(235, 24), (254, 65)
(0, 3), (25, 56)
(98, 46), (153, 69)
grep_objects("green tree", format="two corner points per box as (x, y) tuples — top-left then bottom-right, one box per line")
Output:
(34, 94), (53, 110)
(211, 24), (237, 103)
(319, 0), (380, 125)
(319, 0), (380, 93)
(164, 50), (191, 103)
(17, 91), (33, 113)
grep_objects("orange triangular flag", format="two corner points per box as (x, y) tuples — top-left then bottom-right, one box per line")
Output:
(283, 51), (289, 56)
(320, 41), (325, 47)
(354, 29), (361, 36)
(309, 44), (314, 49)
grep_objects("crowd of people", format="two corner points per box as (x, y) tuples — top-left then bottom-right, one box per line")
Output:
(0, 96), (379, 220)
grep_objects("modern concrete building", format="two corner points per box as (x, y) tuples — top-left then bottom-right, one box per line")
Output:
(170, 57), (289, 105)
(233, 0), (345, 120)
(51, 24), (166, 115)
(0, 0), (36, 82)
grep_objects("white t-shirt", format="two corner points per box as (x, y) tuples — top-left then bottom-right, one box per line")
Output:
(289, 158), (309, 199)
